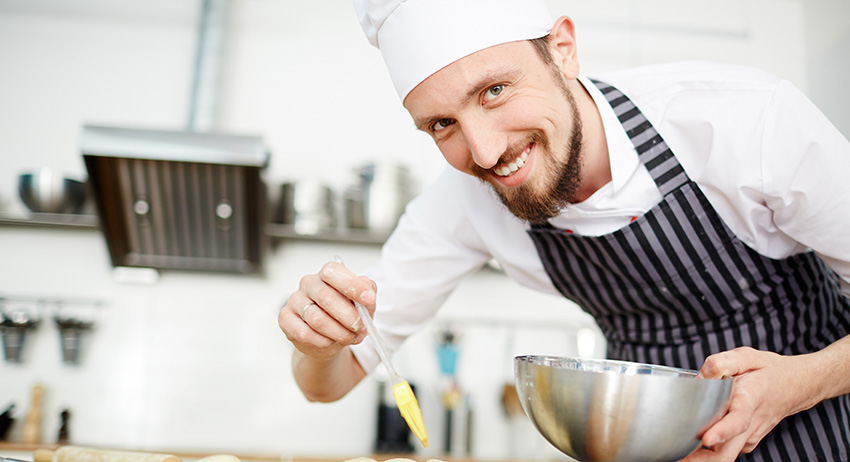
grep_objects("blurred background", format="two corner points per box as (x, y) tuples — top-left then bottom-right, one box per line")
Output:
(0, 0), (847, 460)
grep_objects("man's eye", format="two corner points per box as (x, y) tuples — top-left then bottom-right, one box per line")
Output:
(483, 84), (505, 102)
(432, 118), (454, 131)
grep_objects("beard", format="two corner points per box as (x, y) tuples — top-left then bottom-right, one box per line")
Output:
(472, 82), (584, 224)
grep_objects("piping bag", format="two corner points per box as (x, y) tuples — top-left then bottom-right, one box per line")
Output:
(334, 256), (429, 447)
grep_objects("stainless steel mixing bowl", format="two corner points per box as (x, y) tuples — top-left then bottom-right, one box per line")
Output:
(515, 355), (733, 462)
(18, 170), (87, 214)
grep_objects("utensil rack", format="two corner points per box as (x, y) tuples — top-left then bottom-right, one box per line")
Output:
(1, 293), (106, 364)
(0, 294), (107, 311)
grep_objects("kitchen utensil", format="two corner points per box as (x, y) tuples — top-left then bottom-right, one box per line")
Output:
(21, 383), (44, 445)
(1, 311), (40, 363)
(501, 383), (523, 418)
(333, 255), (428, 448)
(273, 179), (336, 235)
(344, 161), (414, 232)
(0, 457), (30, 462)
(343, 186), (367, 230)
(375, 380), (414, 453)
(18, 170), (87, 214)
(0, 403), (14, 441)
(57, 409), (70, 444)
(54, 316), (94, 365)
(514, 355), (733, 462)
(33, 446), (181, 462)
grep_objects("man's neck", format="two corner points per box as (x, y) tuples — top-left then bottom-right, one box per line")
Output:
(572, 78), (611, 203)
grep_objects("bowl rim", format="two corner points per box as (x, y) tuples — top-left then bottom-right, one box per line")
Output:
(18, 170), (87, 185)
(514, 355), (712, 379)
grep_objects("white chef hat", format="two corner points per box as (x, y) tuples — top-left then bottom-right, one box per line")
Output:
(354, 0), (553, 100)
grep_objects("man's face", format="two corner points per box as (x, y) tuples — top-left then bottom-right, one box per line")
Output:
(404, 39), (583, 223)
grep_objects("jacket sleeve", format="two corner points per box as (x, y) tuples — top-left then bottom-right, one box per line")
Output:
(762, 79), (850, 297)
(350, 167), (493, 372)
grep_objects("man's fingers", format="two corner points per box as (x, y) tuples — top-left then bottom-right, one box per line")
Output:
(701, 386), (754, 448)
(697, 347), (758, 379)
(683, 431), (751, 462)
(301, 302), (364, 345)
(319, 261), (376, 305)
(299, 266), (371, 334)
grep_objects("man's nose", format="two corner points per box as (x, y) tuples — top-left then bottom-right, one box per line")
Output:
(462, 116), (506, 169)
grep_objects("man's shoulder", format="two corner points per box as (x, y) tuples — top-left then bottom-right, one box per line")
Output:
(593, 61), (782, 98)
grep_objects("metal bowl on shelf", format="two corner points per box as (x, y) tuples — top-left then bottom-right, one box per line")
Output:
(18, 169), (87, 214)
(514, 355), (734, 462)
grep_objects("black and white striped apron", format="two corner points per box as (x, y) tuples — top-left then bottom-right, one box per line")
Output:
(528, 80), (850, 461)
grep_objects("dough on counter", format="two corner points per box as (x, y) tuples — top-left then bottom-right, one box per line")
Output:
(196, 455), (241, 462)
(343, 458), (447, 462)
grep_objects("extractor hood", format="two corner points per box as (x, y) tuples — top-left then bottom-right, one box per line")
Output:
(81, 125), (268, 274)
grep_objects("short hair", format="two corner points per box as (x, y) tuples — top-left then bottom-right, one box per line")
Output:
(530, 35), (554, 66)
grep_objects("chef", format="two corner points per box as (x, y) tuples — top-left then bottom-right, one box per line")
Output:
(277, 0), (850, 460)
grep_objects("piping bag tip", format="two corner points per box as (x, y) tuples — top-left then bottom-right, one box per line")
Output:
(393, 379), (429, 447)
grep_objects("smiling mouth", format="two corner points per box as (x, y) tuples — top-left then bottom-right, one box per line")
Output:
(494, 144), (532, 177)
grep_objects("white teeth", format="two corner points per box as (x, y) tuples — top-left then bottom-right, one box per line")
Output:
(494, 146), (531, 177)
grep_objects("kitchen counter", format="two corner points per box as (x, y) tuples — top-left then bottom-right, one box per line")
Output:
(0, 443), (279, 462)
(0, 443), (488, 462)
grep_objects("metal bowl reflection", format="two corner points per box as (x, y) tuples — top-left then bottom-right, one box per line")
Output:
(514, 355), (733, 462)
(18, 170), (87, 214)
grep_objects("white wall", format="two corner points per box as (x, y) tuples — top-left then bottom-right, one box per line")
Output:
(1, 0), (848, 460)
(0, 227), (597, 460)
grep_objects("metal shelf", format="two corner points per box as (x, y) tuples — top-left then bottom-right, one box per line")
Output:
(265, 223), (389, 246)
(0, 211), (388, 245)
(0, 211), (98, 229)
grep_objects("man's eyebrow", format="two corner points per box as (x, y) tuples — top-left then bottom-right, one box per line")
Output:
(464, 67), (516, 102)
(414, 115), (445, 132)
(412, 67), (518, 131)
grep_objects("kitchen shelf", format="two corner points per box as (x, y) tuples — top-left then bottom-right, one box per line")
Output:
(0, 211), (98, 229)
(265, 223), (389, 246)
(0, 211), (388, 245)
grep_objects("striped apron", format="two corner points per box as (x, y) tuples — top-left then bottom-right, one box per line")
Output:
(527, 80), (850, 461)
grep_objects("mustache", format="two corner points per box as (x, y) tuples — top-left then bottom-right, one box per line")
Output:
(498, 135), (540, 164)
(472, 133), (545, 178)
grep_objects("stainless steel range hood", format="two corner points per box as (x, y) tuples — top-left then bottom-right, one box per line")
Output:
(81, 125), (268, 274)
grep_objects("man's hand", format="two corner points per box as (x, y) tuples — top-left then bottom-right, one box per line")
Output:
(278, 260), (377, 401)
(682, 346), (827, 461)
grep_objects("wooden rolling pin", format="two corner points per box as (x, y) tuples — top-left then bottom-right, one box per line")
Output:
(33, 446), (182, 462)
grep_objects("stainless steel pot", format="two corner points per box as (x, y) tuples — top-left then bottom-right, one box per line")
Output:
(274, 178), (337, 235)
(345, 161), (414, 232)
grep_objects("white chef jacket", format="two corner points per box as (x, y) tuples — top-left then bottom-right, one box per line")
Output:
(351, 61), (850, 373)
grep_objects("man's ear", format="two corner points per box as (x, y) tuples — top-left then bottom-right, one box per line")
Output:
(548, 16), (580, 79)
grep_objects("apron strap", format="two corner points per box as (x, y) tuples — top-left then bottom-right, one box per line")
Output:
(591, 79), (689, 197)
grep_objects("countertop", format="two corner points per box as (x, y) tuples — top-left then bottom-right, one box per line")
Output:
(0, 443), (308, 462)
(0, 443), (469, 462)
